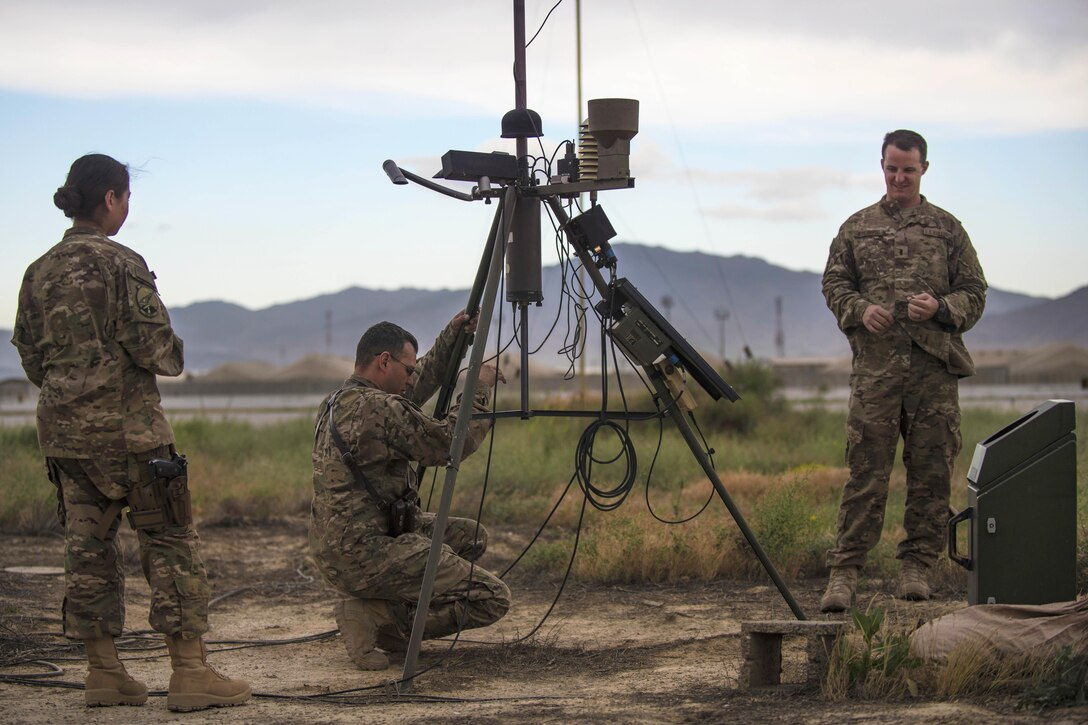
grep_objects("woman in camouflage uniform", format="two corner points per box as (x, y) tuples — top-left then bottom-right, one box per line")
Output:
(12, 154), (249, 710)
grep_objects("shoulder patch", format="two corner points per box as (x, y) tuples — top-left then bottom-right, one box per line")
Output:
(135, 285), (161, 318)
(125, 264), (169, 324)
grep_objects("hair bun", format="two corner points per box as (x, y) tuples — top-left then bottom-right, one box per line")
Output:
(53, 185), (83, 216)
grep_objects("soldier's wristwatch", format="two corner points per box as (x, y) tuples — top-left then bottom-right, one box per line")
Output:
(936, 296), (948, 322)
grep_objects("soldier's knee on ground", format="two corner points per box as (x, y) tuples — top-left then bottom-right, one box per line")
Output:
(465, 572), (511, 627)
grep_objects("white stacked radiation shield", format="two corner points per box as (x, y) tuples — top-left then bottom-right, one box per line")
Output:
(578, 119), (598, 181)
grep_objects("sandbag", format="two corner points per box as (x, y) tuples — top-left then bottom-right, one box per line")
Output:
(909, 599), (1088, 662)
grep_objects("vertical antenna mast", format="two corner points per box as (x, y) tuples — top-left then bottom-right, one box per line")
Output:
(576, 0), (588, 404)
(513, 0), (528, 179)
(513, 0), (530, 413)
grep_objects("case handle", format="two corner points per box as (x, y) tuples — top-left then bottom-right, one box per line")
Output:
(947, 507), (974, 571)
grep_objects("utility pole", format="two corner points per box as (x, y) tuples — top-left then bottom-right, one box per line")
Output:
(714, 307), (730, 362)
(774, 296), (785, 358)
(325, 309), (333, 355)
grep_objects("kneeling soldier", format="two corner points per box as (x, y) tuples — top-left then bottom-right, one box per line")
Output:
(309, 316), (511, 670)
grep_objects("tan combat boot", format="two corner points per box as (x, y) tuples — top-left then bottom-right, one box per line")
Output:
(165, 634), (251, 712)
(819, 566), (859, 613)
(376, 625), (410, 653)
(83, 636), (148, 707)
(335, 598), (394, 670)
(896, 559), (931, 601)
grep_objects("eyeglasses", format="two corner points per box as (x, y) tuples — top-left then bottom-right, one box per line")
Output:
(385, 354), (416, 377)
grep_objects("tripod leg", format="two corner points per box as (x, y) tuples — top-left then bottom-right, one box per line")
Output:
(432, 195), (507, 421)
(400, 188), (516, 690)
(648, 371), (808, 621)
(418, 196), (507, 498)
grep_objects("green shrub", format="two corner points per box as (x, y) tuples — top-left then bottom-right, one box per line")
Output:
(1018, 647), (1088, 711)
(824, 606), (921, 700)
(748, 474), (833, 578)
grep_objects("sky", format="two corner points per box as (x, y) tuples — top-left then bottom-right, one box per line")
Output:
(2, 0), (1087, 329)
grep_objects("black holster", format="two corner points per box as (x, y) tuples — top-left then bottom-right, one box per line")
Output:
(127, 452), (193, 530)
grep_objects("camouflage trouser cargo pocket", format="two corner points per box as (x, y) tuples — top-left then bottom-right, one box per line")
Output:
(139, 524), (210, 637)
(173, 573), (211, 637)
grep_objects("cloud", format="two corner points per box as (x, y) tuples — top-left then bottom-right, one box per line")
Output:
(1, 0), (1086, 134)
(682, 167), (871, 203)
(673, 0), (1088, 59)
(702, 201), (827, 223)
(635, 137), (870, 213)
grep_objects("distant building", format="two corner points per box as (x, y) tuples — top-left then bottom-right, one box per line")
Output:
(769, 344), (1088, 389)
(0, 377), (35, 403)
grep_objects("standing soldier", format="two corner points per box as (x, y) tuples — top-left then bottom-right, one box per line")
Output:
(820, 130), (987, 613)
(11, 154), (250, 710)
(309, 318), (511, 670)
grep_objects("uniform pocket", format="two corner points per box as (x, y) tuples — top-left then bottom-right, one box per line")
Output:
(945, 412), (962, 458)
(174, 573), (210, 636)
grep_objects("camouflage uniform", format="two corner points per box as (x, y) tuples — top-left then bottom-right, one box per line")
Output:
(309, 323), (510, 642)
(822, 197), (986, 569)
(11, 227), (208, 639)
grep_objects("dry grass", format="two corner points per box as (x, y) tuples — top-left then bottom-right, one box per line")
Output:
(2, 403), (1085, 591)
(933, 640), (1045, 698)
(822, 603), (1078, 708)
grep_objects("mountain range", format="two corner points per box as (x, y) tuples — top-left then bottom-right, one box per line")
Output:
(2, 243), (1085, 379)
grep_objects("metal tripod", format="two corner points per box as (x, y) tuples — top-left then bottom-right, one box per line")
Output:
(397, 192), (807, 692)
(394, 0), (806, 692)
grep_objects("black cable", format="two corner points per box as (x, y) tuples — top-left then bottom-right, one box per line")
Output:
(553, 218), (587, 377)
(456, 493), (589, 648)
(574, 419), (637, 512)
(504, 495), (588, 644)
(0, 660), (64, 682)
(643, 409), (715, 525)
(525, 0), (564, 48)
(546, 140), (569, 169)
(524, 211), (573, 356)
(499, 472), (577, 579)
(687, 410), (717, 469)
(557, 252), (601, 379)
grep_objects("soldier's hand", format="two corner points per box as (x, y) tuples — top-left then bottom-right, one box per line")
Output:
(477, 363), (506, 388)
(862, 304), (894, 335)
(906, 293), (939, 322)
(452, 310), (479, 335)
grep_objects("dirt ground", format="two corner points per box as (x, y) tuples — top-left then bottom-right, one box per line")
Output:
(0, 519), (1082, 724)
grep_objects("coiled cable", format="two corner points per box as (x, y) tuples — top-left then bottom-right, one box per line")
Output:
(574, 418), (636, 511)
